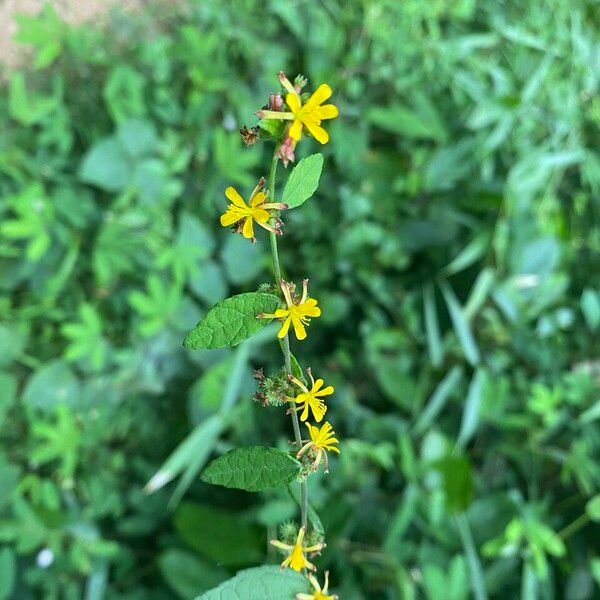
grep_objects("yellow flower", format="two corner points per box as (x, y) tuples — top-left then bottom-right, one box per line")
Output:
(270, 527), (325, 572)
(286, 368), (333, 423)
(258, 73), (339, 145)
(297, 421), (340, 472)
(297, 571), (338, 600)
(219, 179), (287, 240)
(258, 279), (320, 340)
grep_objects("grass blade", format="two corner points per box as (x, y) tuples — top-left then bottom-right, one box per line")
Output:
(413, 366), (463, 435)
(423, 283), (443, 367)
(440, 280), (480, 366)
(457, 368), (486, 448)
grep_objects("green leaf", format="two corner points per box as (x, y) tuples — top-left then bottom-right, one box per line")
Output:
(183, 293), (279, 349)
(258, 119), (286, 143)
(367, 99), (447, 141)
(439, 281), (480, 366)
(146, 415), (225, 494)
(221, 235), (265, 285)
(174, 503), (263, 566)
(423, 283), (443, 368)
(581, 289), (600, 331)
(0, 547), (15, 600)
(457, 369), (486, 448)
(435, 455), (473, 512)
(282, 154), (324, 209)
(79, 138), (131, 192)
(414, 366), (463, 435)
(8, 72), (57, 125)
(196, 566), (309, 600)
(201, 447), (301, 492)
(158, 549), (228, 599)
(22, 360), (80, 412)
(586, 495), (600, 522)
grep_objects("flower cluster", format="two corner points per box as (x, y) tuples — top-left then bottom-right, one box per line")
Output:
(220, 72), (340, 596)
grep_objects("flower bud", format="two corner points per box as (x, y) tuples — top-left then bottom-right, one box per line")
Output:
(276, 135), (296, 168)
(293, 74), (308, 92)
(269, 93), (283, 111)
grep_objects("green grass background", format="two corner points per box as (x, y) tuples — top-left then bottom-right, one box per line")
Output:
(1, 1), (599, 598)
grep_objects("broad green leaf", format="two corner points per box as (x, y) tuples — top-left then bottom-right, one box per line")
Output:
(196, 566), (309, 600)
(258, 119), (285, 142)
(221, 235), (265, 285)
(435, 455), (473, 512)
(282, 154), (324, 209)
(79, 138), (131, 192)
(201, 446), (301, 492)
(159, 549), (228, 599)
(174, 503), (263, 566)
(22, 360), (81, 412)
(183, 293), (279, 349)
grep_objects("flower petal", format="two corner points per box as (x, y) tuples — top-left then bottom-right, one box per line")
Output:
(250, 190), (266, 207)
(242, 217), (254, 239)
(316, 103), (339, 120)
(315, 385), (334, 397)
(277, 315), (292, 339)
(303, 119), (329, 144)
(225, 186), (246, 208)
(252, 208), (270, 223)
(305, 83), (332, 108)
(292, 315), (307, 340)
(286, 92), (302, 113)
(288, 118), (303, 141)
(220, 211), (242, 226)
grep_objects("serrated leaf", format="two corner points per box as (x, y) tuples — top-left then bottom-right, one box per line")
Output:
(201, 447), (301, 492)
(183, 293), (279, 350)
(282, 154), (324, 209)
(196, 566), (308, 600)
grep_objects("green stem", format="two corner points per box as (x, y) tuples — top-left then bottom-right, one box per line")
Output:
(557, 513), (589, 540)
(267, 153), (308, 531)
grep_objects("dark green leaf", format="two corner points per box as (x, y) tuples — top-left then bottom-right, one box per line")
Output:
(196, 566), (309, 600)
(174, 503), (263, 566)
(282, 154), (324, 208)
(183, 293), (279, 349)
(201, 446), (301, 492)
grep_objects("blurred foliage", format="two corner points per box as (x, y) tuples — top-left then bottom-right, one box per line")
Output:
(0, 0), (599, 598)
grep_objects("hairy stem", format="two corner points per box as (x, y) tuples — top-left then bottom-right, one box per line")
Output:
(267, 152), (308, 531)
